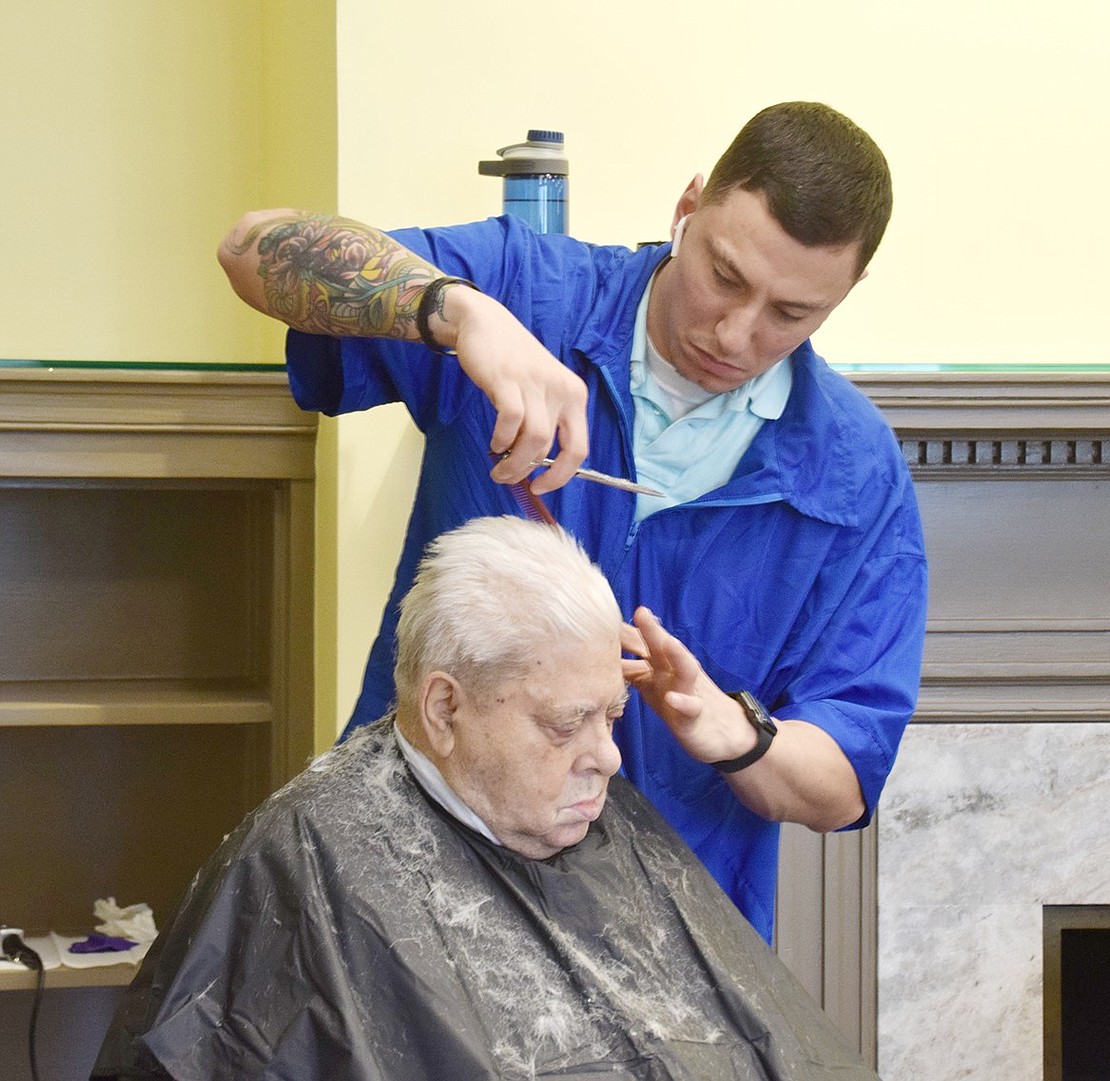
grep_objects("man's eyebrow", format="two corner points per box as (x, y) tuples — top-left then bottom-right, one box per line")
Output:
(709, 243), (826, 314)
(777, 298), (824, 316)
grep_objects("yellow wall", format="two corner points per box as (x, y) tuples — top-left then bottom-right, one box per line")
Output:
(6, 3), (1107, 741)
(329, 0), (1110, 738)
(1, 1), (340, 747)
(336, 1), (1110, 366)
(0, 2), (335, 364)
(11, 1), (1098, 367)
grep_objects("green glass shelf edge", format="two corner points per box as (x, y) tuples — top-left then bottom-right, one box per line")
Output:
(0, 359), (283, 372)
(831, 362), (1110, 373)
(3, 359), (1108, 374)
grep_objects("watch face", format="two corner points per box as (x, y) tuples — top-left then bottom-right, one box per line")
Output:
(737, 691), (777, 735)
(713, 690), (777, 773)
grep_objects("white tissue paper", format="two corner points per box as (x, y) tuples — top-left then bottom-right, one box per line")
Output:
(94, 897), (159, 944)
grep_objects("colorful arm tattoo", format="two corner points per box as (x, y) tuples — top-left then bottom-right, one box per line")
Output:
(240, 214), (438, 339)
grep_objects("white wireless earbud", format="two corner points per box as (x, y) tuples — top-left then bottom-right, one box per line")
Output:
(671, 214), (691, 257)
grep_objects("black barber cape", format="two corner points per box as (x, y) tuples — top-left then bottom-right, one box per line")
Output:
(93, 720), (877, 1081)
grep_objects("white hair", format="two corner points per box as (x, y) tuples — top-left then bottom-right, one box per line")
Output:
(394, 517), (622, 705)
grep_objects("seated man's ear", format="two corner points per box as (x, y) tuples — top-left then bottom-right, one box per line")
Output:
(419, 672), (461, 758)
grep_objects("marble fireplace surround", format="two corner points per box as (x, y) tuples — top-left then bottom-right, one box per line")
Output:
(877, 720), (1110, 1079)
(772, 369), (1110, 1079)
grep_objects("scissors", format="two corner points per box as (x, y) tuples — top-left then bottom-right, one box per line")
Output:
(495, 452), (663, 497)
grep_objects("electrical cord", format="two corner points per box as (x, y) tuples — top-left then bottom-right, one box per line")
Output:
(3, 932), (44, 1081)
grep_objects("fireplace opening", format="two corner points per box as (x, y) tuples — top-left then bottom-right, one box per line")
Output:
(1044, 905), (1110, 1081)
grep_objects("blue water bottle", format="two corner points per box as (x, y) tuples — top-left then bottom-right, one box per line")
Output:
(479, 129), (568, 235)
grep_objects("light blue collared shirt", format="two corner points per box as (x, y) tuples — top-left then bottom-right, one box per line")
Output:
(394, 721), (502, 845)
(629, 278), (793, 521)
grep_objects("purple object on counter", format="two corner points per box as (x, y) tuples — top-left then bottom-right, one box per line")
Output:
(69, 933), (136, 953)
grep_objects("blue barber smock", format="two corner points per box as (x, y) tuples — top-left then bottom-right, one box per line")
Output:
(286, 214), (928, 942)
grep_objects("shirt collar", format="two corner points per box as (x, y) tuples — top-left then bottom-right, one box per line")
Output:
(393, 720), (502, 845)
(631, 274), (792, 423)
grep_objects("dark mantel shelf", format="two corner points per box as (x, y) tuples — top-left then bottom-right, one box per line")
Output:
(838, 369), (1110, 725)
(849, 368), (1110, 446)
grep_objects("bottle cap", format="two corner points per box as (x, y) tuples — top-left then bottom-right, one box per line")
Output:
(479, 129), (568, 178)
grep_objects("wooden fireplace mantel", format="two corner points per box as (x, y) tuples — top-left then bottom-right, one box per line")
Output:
(777, 367), (1110, 1065)
(848, 368), (1110, 723)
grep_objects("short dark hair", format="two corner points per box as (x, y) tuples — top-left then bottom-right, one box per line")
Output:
(703, 102), (893, 275)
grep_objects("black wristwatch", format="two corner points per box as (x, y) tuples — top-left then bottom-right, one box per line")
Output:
(711, 691), (777, 773)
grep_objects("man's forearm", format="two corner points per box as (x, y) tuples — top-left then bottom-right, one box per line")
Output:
(624, 607), (866, 833)
(721, 718), (866, 832)
(219, 207), (592, 489)
(217, 210), (440, 339)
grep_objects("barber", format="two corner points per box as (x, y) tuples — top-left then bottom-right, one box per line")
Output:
(217, 101), (928, 941)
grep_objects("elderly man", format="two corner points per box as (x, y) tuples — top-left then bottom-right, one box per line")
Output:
(93, 516), (878, 1081)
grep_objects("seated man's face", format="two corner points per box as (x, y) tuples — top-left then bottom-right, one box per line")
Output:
(440, 634), (627, 859)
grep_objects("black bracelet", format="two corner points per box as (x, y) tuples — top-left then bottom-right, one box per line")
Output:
(415, 276), (480, 354)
